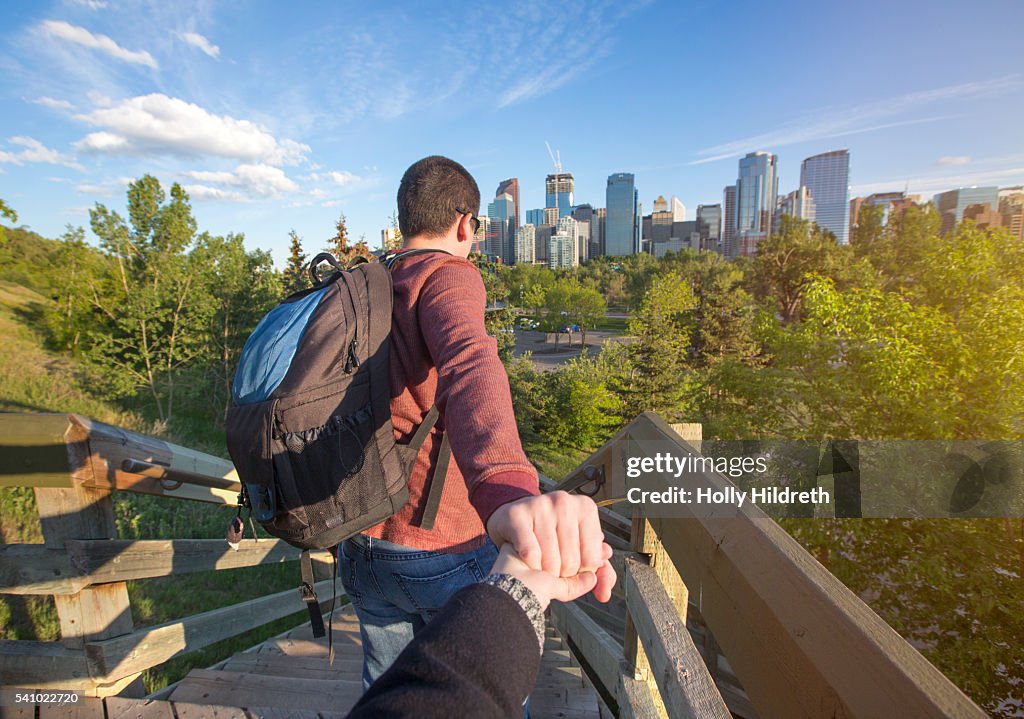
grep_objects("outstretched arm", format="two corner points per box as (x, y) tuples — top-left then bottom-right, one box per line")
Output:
(345, 543), (611, 719)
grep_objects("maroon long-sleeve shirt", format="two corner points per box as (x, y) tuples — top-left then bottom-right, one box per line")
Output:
(363, 252), (538, 552)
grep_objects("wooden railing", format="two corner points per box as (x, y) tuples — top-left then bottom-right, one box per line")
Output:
(0, 413), (340, 697)
(548, 412), (989, 719)
(0, 411), (991, 718)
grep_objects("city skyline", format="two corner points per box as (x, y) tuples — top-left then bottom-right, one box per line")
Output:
(1, 1), (1022, 265)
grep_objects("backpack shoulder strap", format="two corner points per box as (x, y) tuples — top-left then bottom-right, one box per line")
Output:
(381, 248), (452, 270)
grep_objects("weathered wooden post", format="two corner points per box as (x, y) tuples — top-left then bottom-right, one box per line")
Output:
(6, 414), (145, 697)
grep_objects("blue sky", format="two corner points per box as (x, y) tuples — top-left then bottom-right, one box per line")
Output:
(1, 0), (1023, 265)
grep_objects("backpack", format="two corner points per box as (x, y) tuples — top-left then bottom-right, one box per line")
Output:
(225, 249), (451, 637)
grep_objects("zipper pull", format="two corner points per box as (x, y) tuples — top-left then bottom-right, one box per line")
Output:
(344, 337), (360, 373)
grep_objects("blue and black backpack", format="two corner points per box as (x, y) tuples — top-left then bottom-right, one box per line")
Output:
(225, 250), (451, 635)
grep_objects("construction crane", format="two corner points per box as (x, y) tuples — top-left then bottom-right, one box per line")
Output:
(545, 141), (562, 176)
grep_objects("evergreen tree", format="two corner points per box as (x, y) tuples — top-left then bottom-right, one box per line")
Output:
(283, 230), (310, 294)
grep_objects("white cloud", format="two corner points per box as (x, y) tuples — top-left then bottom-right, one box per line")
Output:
(32, 96), (74, 110)
(322, 199), (344, 208)
(183, 185), (248, 203)
(87, 90), (112, 107)
(851, 166), (1024, 198)
(74, 94), (310, 165)
(691, 77), (1020, 165)
(74, 175), (133, 196)
(40, 20), (158, 69)
(325, 170), (360, 186)
(70, 0), (108, 9)
(938, 156), (971, 167)
(179, 32), (220, 59)
(183, 163), (298, 199)
(0, 136), (83, 170)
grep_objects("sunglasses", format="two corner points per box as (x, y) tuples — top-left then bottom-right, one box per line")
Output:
(455, 207), (481, 234)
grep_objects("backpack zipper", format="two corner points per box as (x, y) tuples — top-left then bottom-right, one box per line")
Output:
(344, 337), (360, 373)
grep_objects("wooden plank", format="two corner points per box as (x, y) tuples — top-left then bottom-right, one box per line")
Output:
(0, 705), (36, 719)
(64, 540), (333, 584)
(38, 697), (105, 719)
(616, 673), (662, 719)
(619, 412), (988, 719)
(623, 557), (730, 719)
(168, 670), (362, 713)
(0, 413), (76, 488)
(0, 544), (86, 595)
(32, 438), (145, 699)
(86, 580), (344, 680)
(0, 640), (92, 689)
(104, 697), (175, 719)
(548, 601), (622, 697)
(221, 653), (362, 681)
(169, 702), (250, 719)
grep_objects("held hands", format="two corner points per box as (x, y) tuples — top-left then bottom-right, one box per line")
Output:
(489, 542), (613, 611)
(485, 491), (617, 604)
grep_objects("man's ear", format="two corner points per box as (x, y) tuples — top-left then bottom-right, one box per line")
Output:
(456, 213), (475, 244)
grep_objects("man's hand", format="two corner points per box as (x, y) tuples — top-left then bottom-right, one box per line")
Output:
(486, 491), (616, 602)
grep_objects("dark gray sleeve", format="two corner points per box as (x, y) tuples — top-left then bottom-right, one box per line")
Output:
(345, 582), (542, 719)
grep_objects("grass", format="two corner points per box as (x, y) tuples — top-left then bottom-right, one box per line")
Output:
(591, 315), (629, 333)
(0, 279), (320, 693)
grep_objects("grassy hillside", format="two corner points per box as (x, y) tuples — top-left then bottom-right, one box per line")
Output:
(0, 275), (317, 693)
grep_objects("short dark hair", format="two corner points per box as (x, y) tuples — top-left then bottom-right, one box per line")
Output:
(397, 156), (480, 239)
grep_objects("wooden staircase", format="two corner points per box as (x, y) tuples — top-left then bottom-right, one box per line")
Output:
(159, 606), (602, 718)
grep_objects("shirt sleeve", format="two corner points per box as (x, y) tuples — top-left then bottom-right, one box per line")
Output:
(417, 258), (539, 525)
(345, 583), (541, 719)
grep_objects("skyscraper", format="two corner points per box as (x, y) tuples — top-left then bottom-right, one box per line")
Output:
(545, 173), (575, 218)
(934, 186), (1000, 234)
(606, 173), (639, 256)
(486, 192), (514, 260)
(526, 208), (545, 226)
(775, 186), (816, 232)
(515, 224), (536, 265)
(735, 152), (778, 257)
(671, 196), (686, 221)
(696, 204), (722, 252)
(571, 204), (595, 263)
(496, 178), (520, 236)
(800, 149), (850, 244)
(549, 215), (579, 269)
(723, 185), (737, 258)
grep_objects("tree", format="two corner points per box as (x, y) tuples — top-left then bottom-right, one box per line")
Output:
(567, 284), (605, 347)
(190, 232), (281, 420)
(282, 230), (310, 294)
(614, 271), (698, 422)
(68, 175), (203, 421)
(323, 212), (372, 268)
(0, 199), (16, 246)
(543, 279), (574, 349)
(384, 210), (403, 251)
(749, 215), (871, 323)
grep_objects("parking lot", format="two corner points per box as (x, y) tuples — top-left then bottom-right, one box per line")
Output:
(511, 328), (629, 372)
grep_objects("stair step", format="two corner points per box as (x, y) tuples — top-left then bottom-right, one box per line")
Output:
(222, 652), (362, 681)
(168, 669), (362, 713)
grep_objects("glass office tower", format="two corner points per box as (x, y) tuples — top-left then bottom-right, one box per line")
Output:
(800, 149), (850, 244)
(606, 173), (639, 256)
(545, 173), (575, 218)
(736, 152), (778, 256)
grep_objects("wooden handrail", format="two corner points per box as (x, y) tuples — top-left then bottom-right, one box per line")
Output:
(0, 413), (240, 504)
(554, 412), (987, 719)
(0, 412), (337, 697)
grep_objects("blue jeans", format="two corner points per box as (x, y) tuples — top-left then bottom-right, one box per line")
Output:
(338, 533), (500, 689)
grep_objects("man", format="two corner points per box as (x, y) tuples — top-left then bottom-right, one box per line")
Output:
(338, 156), (614, 689)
